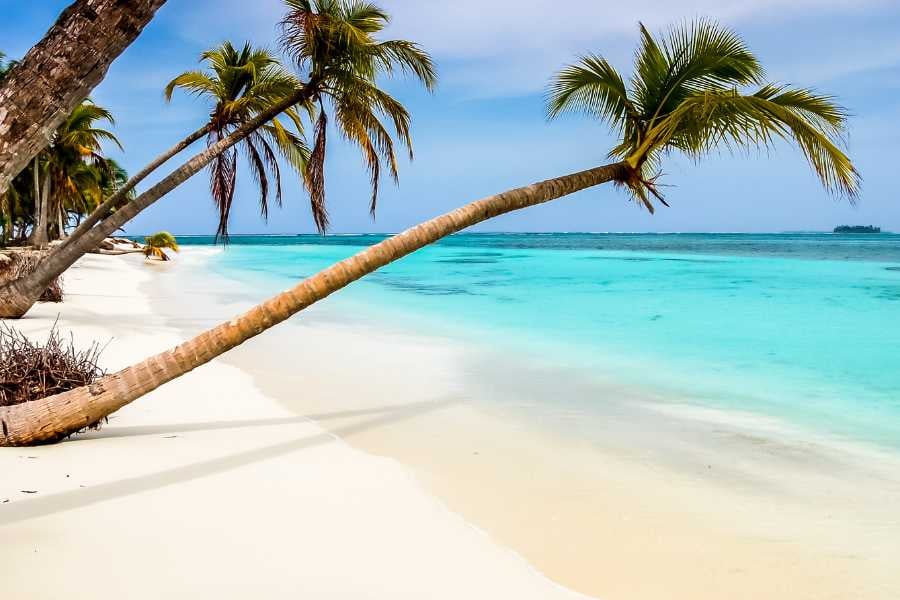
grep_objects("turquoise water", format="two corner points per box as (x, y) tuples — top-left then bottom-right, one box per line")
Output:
(178, 233), (900, 451)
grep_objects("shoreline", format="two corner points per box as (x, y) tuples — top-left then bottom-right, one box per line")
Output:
(0, 253), (591, 600)
(152, 247), (900, 599)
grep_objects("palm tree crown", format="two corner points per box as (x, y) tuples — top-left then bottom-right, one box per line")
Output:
(165, 41), (311, 239)
(547, 20), (859, 211)
(280, 0), (437, 231)
(46, 101), (123, 236)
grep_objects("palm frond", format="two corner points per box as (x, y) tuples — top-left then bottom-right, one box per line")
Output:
(305, 110), (329, 232)
(547, 55), (634, 125)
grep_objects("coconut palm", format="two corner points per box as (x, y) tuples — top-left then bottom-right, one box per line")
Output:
(29, 101), (122, 247)
(142, 231), (179, 261)
(165, 41), (311, 239)
(0, 0), (435, 318)
(0, 19), (860, 446)
(280, 0), (437, 230)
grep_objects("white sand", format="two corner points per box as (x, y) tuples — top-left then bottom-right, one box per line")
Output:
(0, 254), (590, 599)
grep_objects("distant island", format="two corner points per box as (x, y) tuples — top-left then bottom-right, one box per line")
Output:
(834, 225), (881, 233)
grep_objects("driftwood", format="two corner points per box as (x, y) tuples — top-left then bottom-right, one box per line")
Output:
(0, 321), (106, 411)
(91, 237), (143, 254)
(95, 248), (143, 256)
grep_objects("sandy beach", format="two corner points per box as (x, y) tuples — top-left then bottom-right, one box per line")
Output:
(0, 253), (589, 599)
(2, 250), (900, 599)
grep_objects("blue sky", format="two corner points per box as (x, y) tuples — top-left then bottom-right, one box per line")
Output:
(5, 0), (900, 234)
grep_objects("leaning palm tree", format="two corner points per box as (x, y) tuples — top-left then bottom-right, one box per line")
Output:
(54, 43), (306, 252)
(165, 41), (311, 239)
(0, 0), (435, 318)
(0, 20), (859, 445)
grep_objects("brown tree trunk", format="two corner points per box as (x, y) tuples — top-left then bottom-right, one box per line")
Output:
(0, 85), (316, 319)
(28, 168), (51, 248)
(0, 161), (628, 446)
(57, 203), (66, 240)
(27, 157), (45, 247)
(0, 0), (167, 196)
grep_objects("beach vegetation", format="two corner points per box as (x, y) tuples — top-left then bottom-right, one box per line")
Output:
(0, 100), (124, 248)
(0, 322), (106, 439)
(142, 231), (180, 261)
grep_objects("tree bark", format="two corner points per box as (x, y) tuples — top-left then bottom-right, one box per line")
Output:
(0, 161), (628, 446)
(0, 85), (315, 318)
(0, 0), (167, 196)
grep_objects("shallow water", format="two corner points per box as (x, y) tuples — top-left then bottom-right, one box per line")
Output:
(178, 232), (900, 452)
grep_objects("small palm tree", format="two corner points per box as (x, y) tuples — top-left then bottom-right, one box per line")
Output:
(165, 42), (311, 239)
(0, 19), (862, 446)
(142, 231), (179, 261)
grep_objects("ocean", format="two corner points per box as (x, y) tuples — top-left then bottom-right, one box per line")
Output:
(176, 232), (900, 453)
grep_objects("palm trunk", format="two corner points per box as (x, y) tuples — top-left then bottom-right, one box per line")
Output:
(29, 170), (51, 248)
(58, 124), (210, 253)
(56, 203), (66, 240)
(27, 157), (44, 247)
(0, 161), (627, 446)
(0, 85), (315, 318)
(0, 0), (167, 196)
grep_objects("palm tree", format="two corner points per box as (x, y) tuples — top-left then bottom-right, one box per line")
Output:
(142, 231), (179, 261)
(0, 52), (16, 80)
(0, 19), (859, 446)
(165, 41), (311, 239)
(28, 101), (122, 247)
(0, 0), (165, 197)
(0, 0), (434, 318)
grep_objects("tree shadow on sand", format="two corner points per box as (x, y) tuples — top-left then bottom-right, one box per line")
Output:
(0, 398), (458, 526)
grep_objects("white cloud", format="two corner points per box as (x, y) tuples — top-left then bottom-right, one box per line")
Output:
(169, 0), (896, 96)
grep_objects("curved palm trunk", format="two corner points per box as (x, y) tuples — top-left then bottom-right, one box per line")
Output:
(0, 86), (313, 318)
(0, 0), (167, 195)
(58, 124), (210, 253)
(0, 161), (627, 446)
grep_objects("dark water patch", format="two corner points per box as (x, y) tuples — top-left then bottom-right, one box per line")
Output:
(886, 267), (900, 272)
(581, 255), (722, 264)
(373, 276), (478, 297)
(435, 258), (500, 265)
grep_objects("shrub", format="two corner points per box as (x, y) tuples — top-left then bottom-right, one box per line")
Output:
(0, 323), (106, 433)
